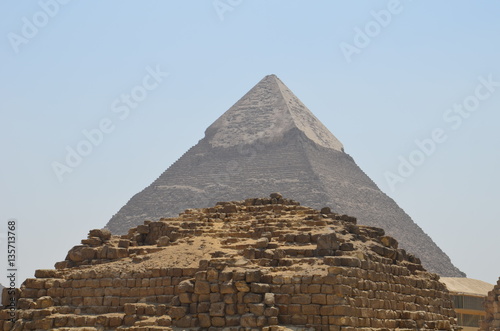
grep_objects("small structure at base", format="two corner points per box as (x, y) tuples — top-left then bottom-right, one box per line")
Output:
(441, 277), (494, 330)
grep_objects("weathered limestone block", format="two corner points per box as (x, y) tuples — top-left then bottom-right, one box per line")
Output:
(194, 280), (210, 295)
(168, 306), (187, 319)
(482, 277), (500, 331)
(317, 233), (339, 250)
(82, 237), (103, 247)
(157, 236), (171, 247)
(177, 279), (194, 293)
(88, 228), (111, 241)
(235, 281), (250, 292)
(136, 224), (149, 234)
(35, 296), (54, 309)
(245, 270), (262, 283)
(67, 246), (96, 262)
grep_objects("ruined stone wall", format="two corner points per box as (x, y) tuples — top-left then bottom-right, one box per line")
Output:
(1, 264), (455, 330)
(482, 277), (500, 331)
(1, 196), (459, 330)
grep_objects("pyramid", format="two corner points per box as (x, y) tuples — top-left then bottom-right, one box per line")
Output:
(105, 74), (464, 277)
(2, 195), (459, 330)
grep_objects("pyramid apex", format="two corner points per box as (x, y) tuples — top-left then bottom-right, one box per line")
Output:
(205, 75), (344, 151)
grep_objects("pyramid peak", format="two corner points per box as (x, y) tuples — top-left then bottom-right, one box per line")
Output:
(205, 75), (344, 151)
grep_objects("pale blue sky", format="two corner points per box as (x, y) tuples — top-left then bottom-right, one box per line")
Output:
(1, 1), (499, 285)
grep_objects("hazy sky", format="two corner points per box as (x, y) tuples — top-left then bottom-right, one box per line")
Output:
(1, 1), (499, 286)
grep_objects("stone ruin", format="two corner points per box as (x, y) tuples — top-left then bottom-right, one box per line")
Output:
(482, 278), (500, 331)
(1, 194), (459, 330)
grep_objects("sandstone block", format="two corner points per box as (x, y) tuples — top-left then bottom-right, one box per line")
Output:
(381, 236), (398, 249)
(211, 316), (226, 327)
(157, 236), (171, 247)
(291, 294), (311, 305)
(88, 228), (111, 241)
(179, 293), (192, 304)
(194, 281), (210, 294)
(207, 268), (219, 282)
(225, 303), (237, 315)
(136, 225), (149, 234)
(209, 302), (225, 317)
(245, 270), (262, 282)
(67, 246), (96, 262)
(36, 296), (54, 309)
(295, 234), (311, 243)
(240, 313), (257, 327)
(264, 292), (275, 305)
(226, 315), (240, 326)
(178, 279), (194, 293)
(265, 306), (279, 317)
(249, 303), (265, 316)
(256, 237), (269, 248)
(118, 239), (130, 248)
(317, 233), (339, 250)
(220, 281), (236, 294)
(198, 313), (211, 328)
(251, 283), (270, 293)
(34, 269), (58, 278)
(169, 306), (187, 319)
(244, 293), (262, 303)
(302, 304), (320, 315)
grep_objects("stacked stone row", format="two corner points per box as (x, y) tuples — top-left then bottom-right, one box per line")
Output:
(0, 196), (460, 330)
(482, 277), (500, 331)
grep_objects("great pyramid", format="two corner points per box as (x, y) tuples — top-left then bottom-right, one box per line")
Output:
(105, 74), (464, 277)
(1, 195), (459, 330)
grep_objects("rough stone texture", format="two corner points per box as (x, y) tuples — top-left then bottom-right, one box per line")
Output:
(104, 74), (464, 278)
(481, 277), (500, 331)
(1, 195), (459, 330)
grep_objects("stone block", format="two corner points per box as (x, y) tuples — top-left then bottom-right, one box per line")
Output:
(243, 293), (262, 303)
(169, 306), (187, 319)
(194, 280), (210, 294)
(226, 315), (240, 326)
(317, 233), (339, 250)
(235, 281), (250, 292)
(245, 270), (262, 282)
(36, 296), (54, 309)
(302, 304), (320, 315)
(220, 281), (236, 294)
(240, 314), (257, 327)
(209, 302), (225, 317)
(264, 292), (275, 305)
(249, 303), (265, 316)
(198, 313), (211, 328)
(256, 237), (269, 248)
(207, 269), (219, 282)
(251, 283), (270, 293)
(291, 294), (311, 304)
(157, 236), (170, 247)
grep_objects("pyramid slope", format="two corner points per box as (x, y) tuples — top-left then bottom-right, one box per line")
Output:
(105, 75), (464, 277)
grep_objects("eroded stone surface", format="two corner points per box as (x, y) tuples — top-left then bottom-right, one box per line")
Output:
(482, 278), (500, 331)
(1, 195), (459, 330)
